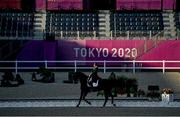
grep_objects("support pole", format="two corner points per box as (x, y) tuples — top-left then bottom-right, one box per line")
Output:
(150, 30), (152, 39)
(77, 31), (80, 40)
(127, 31), (129, 40)
(45, 60), (47, 69)
(133, 60), (136, 74)
(163, 60), (165, 74)
(93, 31), (96, 39)
(104, 60), (106, 73)
(15, 60), (18, 74)
(75, 60), (77, 72)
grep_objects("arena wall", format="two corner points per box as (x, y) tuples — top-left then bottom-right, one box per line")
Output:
(17, 40), (180, 67)
(117, 0), (176, 10)
(0, 0), (21, 10)
(34, 0), (176, 11)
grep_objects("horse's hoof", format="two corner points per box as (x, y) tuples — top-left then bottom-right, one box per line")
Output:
(76, 105), (79, 107)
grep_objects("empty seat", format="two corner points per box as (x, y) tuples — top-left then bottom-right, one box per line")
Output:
(46, 12), (99, 37)
(175, 12), (180, 29)
(0, 12), (34, 38)
(110, 12), (164, 37)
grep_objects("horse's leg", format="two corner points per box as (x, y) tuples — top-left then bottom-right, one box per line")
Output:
(110, 92), (116, 107)
(103, 91), (109, 107)
(77, 90), (83, 107)
(84, 99), (91, 105)
(111, 93), (114, 104)
(83, 91), (91, 105)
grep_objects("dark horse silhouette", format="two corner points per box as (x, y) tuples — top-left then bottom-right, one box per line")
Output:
(73, 71), (125, 107)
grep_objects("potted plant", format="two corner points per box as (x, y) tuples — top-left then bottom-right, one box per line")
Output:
(126, 78), (137, 97)
(147, 85), (161, 101)
(161, 88), (174, 102)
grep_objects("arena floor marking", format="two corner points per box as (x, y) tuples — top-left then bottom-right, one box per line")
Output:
(0, 100), (180, 108)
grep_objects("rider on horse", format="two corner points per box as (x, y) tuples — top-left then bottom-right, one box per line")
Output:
(87, 63), (100, 88)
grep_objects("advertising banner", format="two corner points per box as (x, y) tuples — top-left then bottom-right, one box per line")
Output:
(0, 0), (21, 10)
(47, 0), (83, 10)
(116, 0), (176, 10)
(17, 40), (180, 67)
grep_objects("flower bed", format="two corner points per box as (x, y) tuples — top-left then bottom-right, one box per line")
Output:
(162, 88), (174, 94)
(161, 88), (174, 102)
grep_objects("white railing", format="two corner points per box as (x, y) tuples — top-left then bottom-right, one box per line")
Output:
(0, 60), (180, 74)
(0, 30), (171, 40)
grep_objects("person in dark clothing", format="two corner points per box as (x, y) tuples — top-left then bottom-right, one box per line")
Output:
(1, 72), (9, 87)
(15, 74), (24, 85)
(87, 63), (100, 88)
(1, 75), (12, 87)
(3, 71), (14, 81)
(32, 72), (37, 81)
(49, 72), (55, 83)
(32, 72), (55, 83)
(1, 72), (19, 87)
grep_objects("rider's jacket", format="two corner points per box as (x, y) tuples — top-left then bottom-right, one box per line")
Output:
(89, 66), (99, 82)
(92, 66), (98, 76)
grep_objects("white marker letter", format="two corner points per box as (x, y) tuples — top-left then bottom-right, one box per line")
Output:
(74, 48), (80, 58)
(96, 48), (102, 57)
(103, 48), (109, 57)
(89, 48), (95, 57)
(81, 48), (87, 57)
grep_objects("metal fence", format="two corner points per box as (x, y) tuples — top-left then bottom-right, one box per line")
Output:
(0, 60), (180, 74)
(1, 30), (178, 40)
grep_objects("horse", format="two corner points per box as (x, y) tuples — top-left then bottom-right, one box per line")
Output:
(73, 71), (126, 107)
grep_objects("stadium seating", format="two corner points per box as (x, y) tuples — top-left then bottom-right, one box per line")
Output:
(46, 12), (99, 38)
(110, 12), (164, 37)
(0, 12), (34, 38)
(175, 12), (180, 29)
(0, 10), (178, 39)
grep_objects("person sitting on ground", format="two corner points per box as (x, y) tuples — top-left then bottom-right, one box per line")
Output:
(32, 72), (55, 83)
(1, 72), (18, 87)
(32, 72), (37, 81)
(3, 71), (14, 81)
(49, 72), (55, 83)
(15, 74), (24, 85)
(1, 73), (12, 87)
(87, 63), (100, 88)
